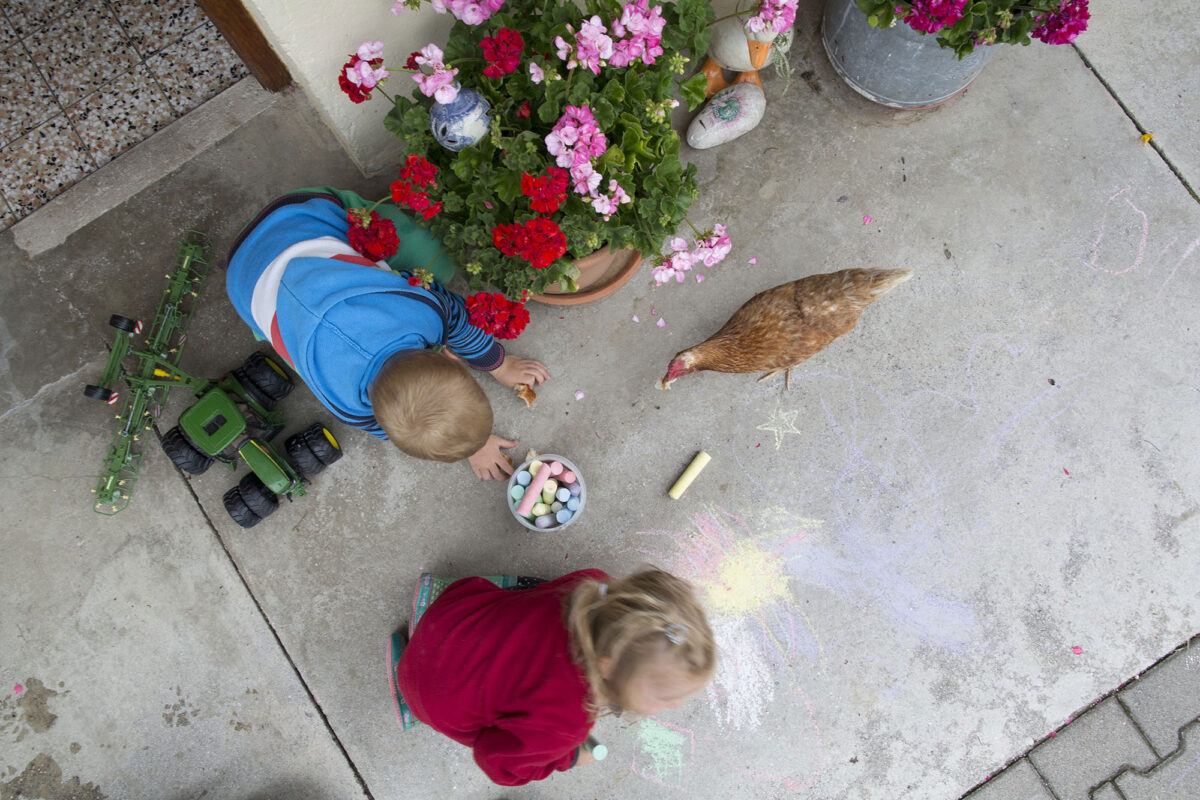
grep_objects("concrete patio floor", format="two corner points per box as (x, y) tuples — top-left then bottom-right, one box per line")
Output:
(2, 1), (1197, 798)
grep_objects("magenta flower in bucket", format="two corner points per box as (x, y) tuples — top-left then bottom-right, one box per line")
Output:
(854, 0), (1091, 58)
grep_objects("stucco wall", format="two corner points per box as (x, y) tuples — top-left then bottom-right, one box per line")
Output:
(241, 0), (455, 175)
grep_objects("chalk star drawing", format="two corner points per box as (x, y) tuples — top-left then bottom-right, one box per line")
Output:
(756, 405), (803, 450)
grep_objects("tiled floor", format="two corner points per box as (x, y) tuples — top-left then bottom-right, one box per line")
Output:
(0, 0), (249, 229)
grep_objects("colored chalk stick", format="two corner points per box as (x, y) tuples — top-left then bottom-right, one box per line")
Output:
(547, 461), (564, 475)
(566, 497), (580, 511)
(532, 502), (551, 516)
(556, 487), (571, 502)
(584, 736), (607, 761)
(535, 515), (555, 529)
(669, 450), (711, 499)
(555, 509), (573, 524)
(559, 470), (576, 484)
(509, 485), (525, 501)
(568, 482), (581, 496)
(515, 470), (532, 486)
(516, 463), (554, 516)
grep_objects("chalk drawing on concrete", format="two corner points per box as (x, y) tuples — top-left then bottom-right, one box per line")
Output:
(631, 718), (694, 785)
(636, 505), (825, 730)
(756, 405), (803, 450)
(1083, 187), (1148, 275)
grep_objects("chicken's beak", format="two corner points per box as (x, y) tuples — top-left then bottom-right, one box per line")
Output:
(658, 376), (673, 390)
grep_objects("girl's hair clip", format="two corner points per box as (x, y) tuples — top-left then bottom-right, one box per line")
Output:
(664, 623), (687, 645)
(598, 583), (608, 597)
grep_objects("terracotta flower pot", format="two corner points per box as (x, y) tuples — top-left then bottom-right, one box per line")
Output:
(531, 247), (644, 306)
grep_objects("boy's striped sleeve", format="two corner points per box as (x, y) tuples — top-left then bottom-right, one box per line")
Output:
(425, 280), (505, 370)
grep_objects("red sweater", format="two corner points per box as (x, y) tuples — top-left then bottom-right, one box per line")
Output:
(396, 569), (609, 786)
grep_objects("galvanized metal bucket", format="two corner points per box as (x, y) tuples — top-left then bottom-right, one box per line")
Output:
(821, 0), (995, 109)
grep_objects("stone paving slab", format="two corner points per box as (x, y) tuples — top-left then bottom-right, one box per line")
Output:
(1119, 642), (1200, 757)
(1116, 722), (1200, 800)
(1028, 698), (1159, 800)
(963, 758), (1054, 800)
(1076, 0), (1200, 198)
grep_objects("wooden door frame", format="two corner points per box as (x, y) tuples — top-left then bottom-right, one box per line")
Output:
(197, 0), (292, 92)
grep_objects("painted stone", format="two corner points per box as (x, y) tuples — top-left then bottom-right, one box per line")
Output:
(430, 84), (492, 152)
(686, 83), (766, 150)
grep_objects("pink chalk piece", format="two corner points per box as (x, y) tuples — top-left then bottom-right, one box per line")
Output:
(516, 463), (554, 516)
(656, 318), (666, 328)
(696, 274), (705, 282)
(559, 470), (576, 484)
(1064, 468), (1070, 476)
(863, 215), (872, 225)
(1072, 646), (1083, 655)
(13, 684), (22, 695)
(574, 390), (585, 400)
(748, 257), (757, 265)
(548, 461), (564, 476)
(1048, 731), (1056, 737)
(632, 315), (640, 322)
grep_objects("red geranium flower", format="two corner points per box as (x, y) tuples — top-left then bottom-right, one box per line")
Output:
(399, 154), (439, 187)
(521, 166), (568, 214)
(492, 223), (529, 257)
(466, 292), (530, 339)
(346, 209), (399, 261)
(516, 100), (531, 119)
(480, 28), (524, 79)
(521, 217), (567, 268)
(338, 55), (373, 103)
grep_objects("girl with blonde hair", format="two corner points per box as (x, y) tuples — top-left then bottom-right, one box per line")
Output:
(389, 567), (716, 786)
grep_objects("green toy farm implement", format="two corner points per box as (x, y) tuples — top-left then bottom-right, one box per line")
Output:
(85, 231), (342, 528)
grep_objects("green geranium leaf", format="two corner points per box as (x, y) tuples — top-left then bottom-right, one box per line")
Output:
(680, 73), (708, 111)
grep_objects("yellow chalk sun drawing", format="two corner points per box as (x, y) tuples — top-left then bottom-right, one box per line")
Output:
(702, 538), (791, 618)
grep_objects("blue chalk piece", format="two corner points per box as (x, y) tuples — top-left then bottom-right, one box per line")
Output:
(556, 509), (573, 524)
(509, 485), (526, 501)
(516, 470), (532, 486)
(535, 514), (555, 529)
(556, 487), (571, 502)
(568, 482), (582, 496)
(566, 497), (580, 511)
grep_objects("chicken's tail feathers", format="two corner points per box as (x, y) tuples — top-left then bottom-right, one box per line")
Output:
(865, 268), (914, 296)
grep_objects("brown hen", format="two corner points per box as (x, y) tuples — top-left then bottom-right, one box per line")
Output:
(659, 268), (913, 389)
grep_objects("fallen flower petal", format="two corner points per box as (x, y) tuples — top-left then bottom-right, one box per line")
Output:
(696, 274), (705, 282)
(1072, 645), (1083, 655)
(1140, 132), (1154, 144)
(574, 390), (585, 400)
(656, 318), (666, 328)
(863, 215), (872, 225)
(748, 257), (757, 265)
(632, 315), (639, 322)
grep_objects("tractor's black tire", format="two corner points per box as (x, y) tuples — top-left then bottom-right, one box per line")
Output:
(241, 352), (294, 402)
(108, 314), (138, 332)
(83, 384), (117, 403)
(237, 473), (279, 519)
(223, 486), (262, 529)
(232, 366), (278, 411)
(161, 426), (214, 475)
(286, 423), (343, 476)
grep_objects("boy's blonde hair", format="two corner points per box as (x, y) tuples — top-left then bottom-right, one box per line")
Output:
(369, 349), (492, 462)
(565, 568), (716, 716)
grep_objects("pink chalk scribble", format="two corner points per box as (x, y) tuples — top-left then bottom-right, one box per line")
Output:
(1085, 187), (1149, 275)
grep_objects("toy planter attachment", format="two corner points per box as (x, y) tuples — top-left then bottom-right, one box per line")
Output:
(85, 234), (342, 525)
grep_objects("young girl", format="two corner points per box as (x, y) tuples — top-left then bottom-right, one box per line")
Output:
(389, 567), (716, 786)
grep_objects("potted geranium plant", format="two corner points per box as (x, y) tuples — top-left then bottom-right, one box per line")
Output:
(337, 0), (736, 333)
(822, 0), (1090, 108)
(855, 0), (1090, 57)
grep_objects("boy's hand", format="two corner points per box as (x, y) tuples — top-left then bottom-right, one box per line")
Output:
(492, 355), (549, 388)
(575, 748), (596, 767)
(468, 435), (518, 480)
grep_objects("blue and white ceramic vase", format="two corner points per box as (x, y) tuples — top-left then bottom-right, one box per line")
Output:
(429, 83), (492, 152)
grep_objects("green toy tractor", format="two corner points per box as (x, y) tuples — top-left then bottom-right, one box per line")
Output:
(85, 231), (342, 528)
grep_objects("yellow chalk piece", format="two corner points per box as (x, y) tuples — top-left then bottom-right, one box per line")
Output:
(669, 451), (712, 499)
(1140, 133), (1154, 144)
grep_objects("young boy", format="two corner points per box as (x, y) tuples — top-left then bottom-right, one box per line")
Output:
(225, 187), (548, 479)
